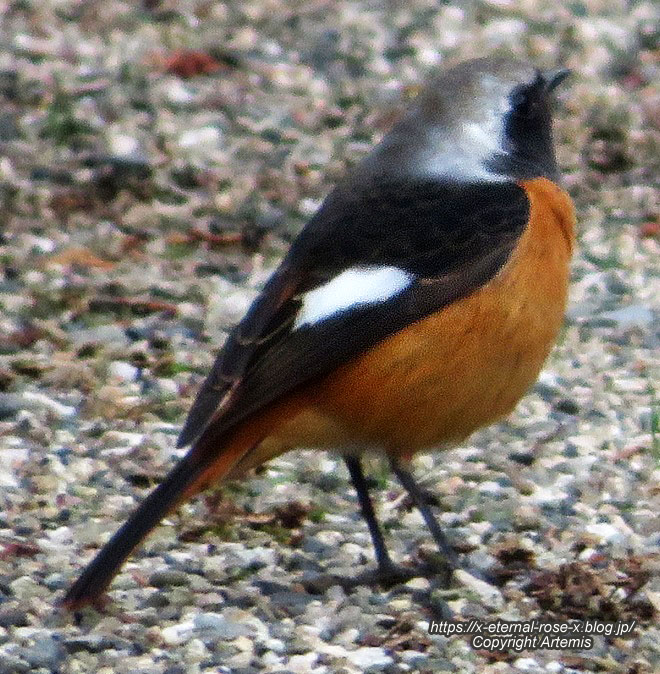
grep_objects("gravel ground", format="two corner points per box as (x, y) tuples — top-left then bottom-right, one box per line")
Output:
(0, 1), (659, 673)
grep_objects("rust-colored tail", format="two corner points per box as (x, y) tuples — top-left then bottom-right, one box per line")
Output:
(61, 421), (264, 610)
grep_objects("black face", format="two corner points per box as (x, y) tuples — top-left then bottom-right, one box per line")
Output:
(486, 71), (564, 181)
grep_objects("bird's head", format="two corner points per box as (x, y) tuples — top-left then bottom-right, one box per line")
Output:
(370, 56), (570, 184)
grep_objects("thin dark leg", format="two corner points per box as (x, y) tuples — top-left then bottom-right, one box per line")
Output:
(344, 456), (395, 572)
(390, 458), (459, 568)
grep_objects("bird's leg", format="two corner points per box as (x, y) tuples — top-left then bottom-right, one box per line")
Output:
(389, 457), (459, 569)
(344, 456), (398, 574)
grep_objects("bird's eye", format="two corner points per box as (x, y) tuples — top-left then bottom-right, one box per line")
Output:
(510, 71), (546, 113)
(509, 85), (530, 110)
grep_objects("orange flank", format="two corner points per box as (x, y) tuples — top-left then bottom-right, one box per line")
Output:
(193, 177), (575, 470)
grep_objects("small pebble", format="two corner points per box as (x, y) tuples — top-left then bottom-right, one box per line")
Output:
(108, 361), (140, 382)
(585, 522), (627, 545)
(345, 646), (394, 670)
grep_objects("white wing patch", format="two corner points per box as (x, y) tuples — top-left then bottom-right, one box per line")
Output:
(293, 266), (413, 329)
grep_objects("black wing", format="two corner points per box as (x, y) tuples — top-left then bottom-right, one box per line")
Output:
(178, 178), (529, 447)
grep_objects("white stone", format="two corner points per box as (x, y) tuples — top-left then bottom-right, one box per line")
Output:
(478, 480), (503, 494)
(288, 652), (319, 673)
(345, 646), (394, 669)
(20, 392), (76, 418)
(108, 361), (139, 382)
(108, 132), (140, 157)
(161, 620), (195, 646)
(167, 81), (195, 105)
(585, 522), (626, 545)
(178, 126), (222, 149)
(528, 486), (568, 505)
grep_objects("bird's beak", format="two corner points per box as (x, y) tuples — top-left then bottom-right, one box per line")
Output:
(542, 68), (572, 92)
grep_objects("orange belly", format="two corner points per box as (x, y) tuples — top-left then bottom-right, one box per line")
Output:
(226, 177), (575, 476)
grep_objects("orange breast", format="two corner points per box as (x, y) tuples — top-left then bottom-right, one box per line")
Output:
(230, 177), (576, 475)
(291, 177), (576, 457)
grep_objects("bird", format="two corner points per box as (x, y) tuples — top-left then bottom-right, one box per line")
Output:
(63, 55), (575, 609)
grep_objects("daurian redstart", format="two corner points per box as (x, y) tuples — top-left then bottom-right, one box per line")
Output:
(64, 56), (575, 609)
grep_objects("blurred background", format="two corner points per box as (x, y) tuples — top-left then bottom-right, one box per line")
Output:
(0, 1), (658, 672)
